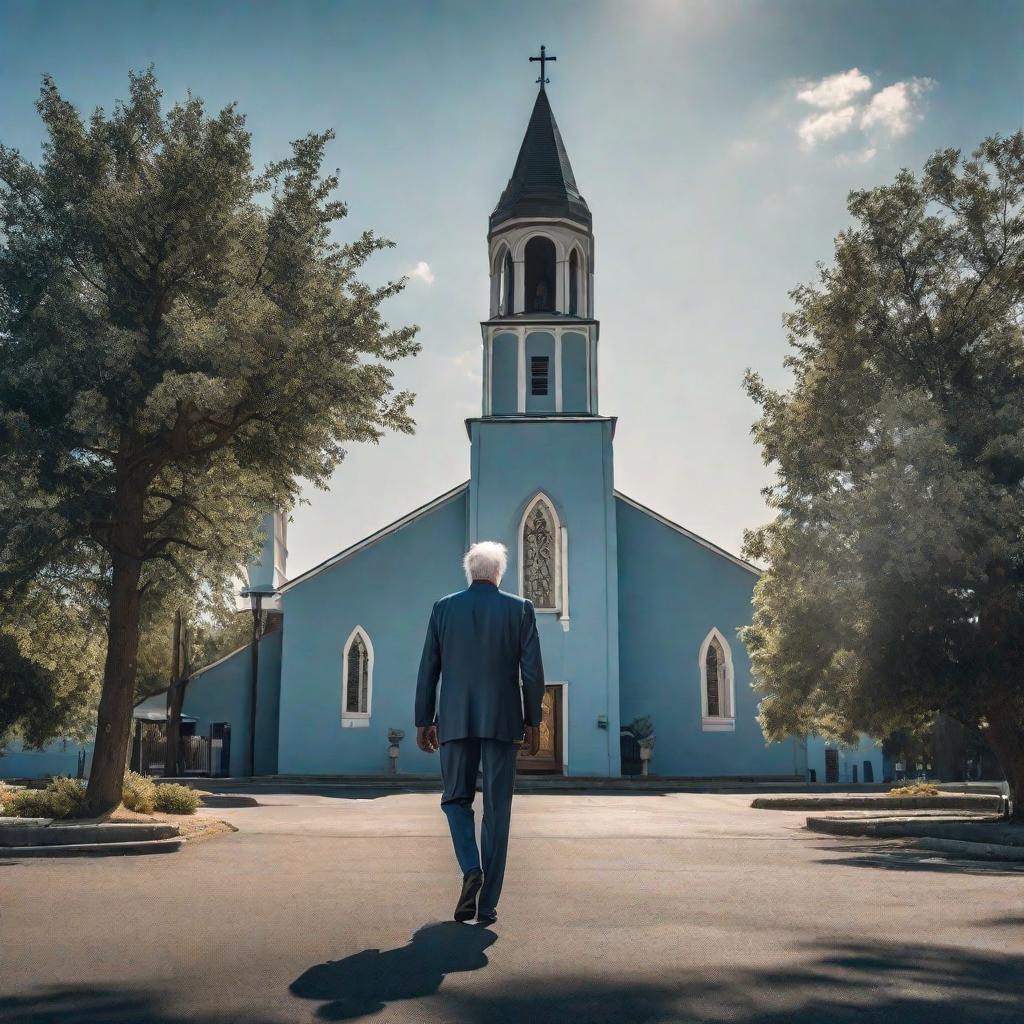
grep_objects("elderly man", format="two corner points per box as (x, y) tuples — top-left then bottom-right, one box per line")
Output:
(415, 540), (545, 924)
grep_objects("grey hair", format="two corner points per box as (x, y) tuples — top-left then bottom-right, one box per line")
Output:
(463, 541), (508, 585)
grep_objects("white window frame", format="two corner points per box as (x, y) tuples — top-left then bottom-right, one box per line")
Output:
(341, 625), (374, 728)
(698, 627), (735, 732)
(518, 492), (567, 617)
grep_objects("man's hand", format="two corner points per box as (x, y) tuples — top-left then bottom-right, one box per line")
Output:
(417, 724), (439, 753)
(522, 724), (541, 757)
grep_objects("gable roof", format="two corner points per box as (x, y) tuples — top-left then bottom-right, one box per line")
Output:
(490, 89), (591, 232)
(614, 491), (762, 577)
(279, 481), (470, 593)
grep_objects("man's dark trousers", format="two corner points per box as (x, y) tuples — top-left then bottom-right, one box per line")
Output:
(440, 736), (519, 915)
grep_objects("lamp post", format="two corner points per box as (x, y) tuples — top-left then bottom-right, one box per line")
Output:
(247, 590), (263, 778)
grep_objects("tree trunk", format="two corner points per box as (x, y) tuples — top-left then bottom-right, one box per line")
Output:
(984, 703), (1024, 821)
(83, 483), (145, 817)
(164, 610), (183, 778)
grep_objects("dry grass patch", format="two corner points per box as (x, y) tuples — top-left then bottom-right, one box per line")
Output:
(889, 782), (940, 797)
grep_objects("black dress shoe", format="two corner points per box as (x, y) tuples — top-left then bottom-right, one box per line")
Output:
(476, 908), (497, 925)
(454, 869), (483, 922)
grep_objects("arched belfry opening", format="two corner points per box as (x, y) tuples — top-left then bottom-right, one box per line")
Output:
(501, 249), (514, 315)
(524, 236), (556, 313)
(568, 248), (580, 316)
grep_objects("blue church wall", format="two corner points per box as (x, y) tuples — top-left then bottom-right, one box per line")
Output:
(491, 333), (518, 414)
(0, 737), (93, 780)
(178, 629), (282, 777)
(561, 332), (588, 412)
(615, 497), (803, 778)
(276, 488), (468, 775)
(525, 332), (555, 413)
(469, 419), (620, 776)
(805, 735), (884, 785)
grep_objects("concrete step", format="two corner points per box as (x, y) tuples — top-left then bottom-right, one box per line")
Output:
(0, 837), (184, 858)
(0, 822), (179, 847)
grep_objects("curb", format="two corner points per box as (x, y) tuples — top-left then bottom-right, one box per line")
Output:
(753, 795), (1002, 812)
(0, 822), (180, 847)
(914, 837), (1024, 862)
(0, 837), (184, 858)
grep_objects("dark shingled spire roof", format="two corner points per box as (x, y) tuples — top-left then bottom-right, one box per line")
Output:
(490, 88), (591, 232)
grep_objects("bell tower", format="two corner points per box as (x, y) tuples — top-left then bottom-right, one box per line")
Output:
(468, 50), (621, 776)
(481, 52), (598, 417)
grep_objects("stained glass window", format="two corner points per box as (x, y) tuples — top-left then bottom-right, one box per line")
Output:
(523, 500), (556, 609)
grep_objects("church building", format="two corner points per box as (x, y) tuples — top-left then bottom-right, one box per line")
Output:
(132, 72), (869, 784)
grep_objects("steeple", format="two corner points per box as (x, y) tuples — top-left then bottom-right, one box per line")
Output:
(490, 87), (591, 232)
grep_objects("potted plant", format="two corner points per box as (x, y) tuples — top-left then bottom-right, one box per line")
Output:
(387, 728), (405, 774)
(625, 717), (656, 776)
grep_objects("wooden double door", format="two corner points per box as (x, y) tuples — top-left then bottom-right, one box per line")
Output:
(518, 684), (563, 774)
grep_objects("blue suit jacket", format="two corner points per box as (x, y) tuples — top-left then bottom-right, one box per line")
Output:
(415, 580), (546, 743)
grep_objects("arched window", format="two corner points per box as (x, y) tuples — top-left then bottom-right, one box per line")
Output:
(524, 236), (556, 313)
(342, 626), (373, 724)
(520, 493), (562, 612)
(699, 628), (735, 730)
(568, 248), (579, 316)
(501, 249), (514, 315)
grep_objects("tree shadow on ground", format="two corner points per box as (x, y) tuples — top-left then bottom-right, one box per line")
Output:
(811, 839), (1024, 876)
(3, 939), (1022, 1023)
(289, 937), (1024, 1024)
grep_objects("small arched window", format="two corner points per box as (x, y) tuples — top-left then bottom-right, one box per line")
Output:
(699, 628), (735, 730)
(520, 493), (562, 612)
(342, 627), (373, 724)
(568, 248), (579, 316)
(524, 236), (556, 313)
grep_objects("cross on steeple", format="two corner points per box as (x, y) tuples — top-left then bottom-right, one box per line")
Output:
(530, 45), (557, 90)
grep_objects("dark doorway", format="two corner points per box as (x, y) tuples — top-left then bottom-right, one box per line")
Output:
(863, 759), (874, 783)
(524, 236), (556, 312)
(825, 748), (839, 784)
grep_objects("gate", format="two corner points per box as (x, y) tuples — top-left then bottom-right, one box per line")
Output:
(620, 729), (642, 776)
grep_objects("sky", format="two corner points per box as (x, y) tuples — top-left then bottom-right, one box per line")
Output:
(2, 0), (1023, 577)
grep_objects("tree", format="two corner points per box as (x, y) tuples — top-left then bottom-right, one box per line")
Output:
(0, 71), (418, 814)
(0, 586), (104, 748)
(742, 133), (1024, 818)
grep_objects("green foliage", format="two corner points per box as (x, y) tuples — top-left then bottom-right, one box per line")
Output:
(624, 716), (654, 740)
(4, 776), (86, 818)
(742, 134), (1024, 800)
(0, 587), (103, 746)
(153, 783), (201, 814)
(121, 770), (157, 814)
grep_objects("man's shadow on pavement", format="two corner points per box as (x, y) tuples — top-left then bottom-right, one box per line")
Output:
(290, 920), (497, 1020)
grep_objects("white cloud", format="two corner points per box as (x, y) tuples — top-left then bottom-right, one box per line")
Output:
(835, 146), (877, 167)
(798, 105), (858, 148)
(407, 260), (435, 284)
(797, 68), (872, 109)
(793, 70), (936, 153)
(860, 78), (935, 137)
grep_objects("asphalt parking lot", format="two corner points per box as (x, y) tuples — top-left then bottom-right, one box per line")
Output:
(3, 790), (1023, 1023)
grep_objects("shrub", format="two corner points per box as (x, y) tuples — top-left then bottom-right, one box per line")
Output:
(4, 776), (86, 818)
(154, 784), (201, 815)
(121, 771), (157, 814)
(889, 782), (939, 797)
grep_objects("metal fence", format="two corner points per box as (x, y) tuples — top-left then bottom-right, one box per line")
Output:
(134, 734), (211, 777)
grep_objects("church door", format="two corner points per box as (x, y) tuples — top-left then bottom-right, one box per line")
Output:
(518, 685), (563, 774)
